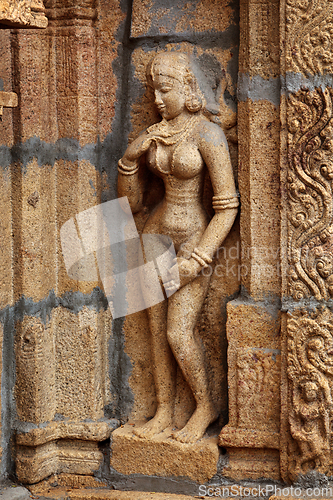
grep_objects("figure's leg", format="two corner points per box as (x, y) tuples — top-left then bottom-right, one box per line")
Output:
(133, 299), (177, 439)
(167, 273), (218, 444)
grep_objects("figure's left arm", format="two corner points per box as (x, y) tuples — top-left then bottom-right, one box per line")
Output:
(167, 122), (238, 291)
(194, 121), (238, 262)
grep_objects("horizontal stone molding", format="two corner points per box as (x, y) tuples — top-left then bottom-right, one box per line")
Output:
(16, 420), (114, 447)
(219, 427), (280, 449)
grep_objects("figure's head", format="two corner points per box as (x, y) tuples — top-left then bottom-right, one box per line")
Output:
(302, 381), (319, 402)
(146, 52), (204, 120)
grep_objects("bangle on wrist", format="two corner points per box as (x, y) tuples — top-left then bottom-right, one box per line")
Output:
(118, 158), (138, 171)
(118, 166), (139, 175)
(118, 158), (139, 176)
(212, 193), (239, 211)
(191, 248), (212, 268)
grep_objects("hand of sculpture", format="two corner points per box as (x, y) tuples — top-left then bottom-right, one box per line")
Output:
(164, 257), (202, 293)
(122, 134), (155, 166)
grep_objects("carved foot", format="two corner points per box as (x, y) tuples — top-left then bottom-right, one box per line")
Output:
(172, 403), (218, 444)
(133, 407), (173, 439)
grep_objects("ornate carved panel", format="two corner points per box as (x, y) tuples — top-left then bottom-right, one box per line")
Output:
(283, 0), (333, 482)
(0, 0), (48, 28)
(287, 87), (333, 301)
(286, 308), (333, 479)
(286, 0), (333, 75)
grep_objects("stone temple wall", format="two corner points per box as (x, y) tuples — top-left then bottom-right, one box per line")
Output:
(0, 0), (333, 497)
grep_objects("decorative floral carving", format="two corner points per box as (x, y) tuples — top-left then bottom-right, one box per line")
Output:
(287, 308), (333, 479)
(287, 87), (333, 301)
(0, 0), (47, 27)
(286, 0), (333, 75)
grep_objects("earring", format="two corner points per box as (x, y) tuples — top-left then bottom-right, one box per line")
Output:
(185, 94), (202, 113)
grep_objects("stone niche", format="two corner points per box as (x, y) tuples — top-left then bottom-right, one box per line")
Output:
(1, 0), (333, 497)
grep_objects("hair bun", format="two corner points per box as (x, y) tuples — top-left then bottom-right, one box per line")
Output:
(185, 94), (203, 113)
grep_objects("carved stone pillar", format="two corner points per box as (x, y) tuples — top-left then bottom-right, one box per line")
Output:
(219, 0), (282, 481)
(0, 0), (47, 479)
(6, 0), (116, 484)
(280, 0), (333, 482)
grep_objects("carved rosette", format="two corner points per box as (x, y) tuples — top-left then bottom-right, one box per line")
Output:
(0, 0), (48, 28)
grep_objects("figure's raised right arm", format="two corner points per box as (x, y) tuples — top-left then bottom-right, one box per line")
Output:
(117, 132), (153, 213)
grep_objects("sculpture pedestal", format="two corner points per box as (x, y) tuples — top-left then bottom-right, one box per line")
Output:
(110, 423), (219, 484)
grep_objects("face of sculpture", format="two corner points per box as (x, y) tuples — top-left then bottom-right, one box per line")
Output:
(151, 72), (187, 120)
(303, 382), (318, 402)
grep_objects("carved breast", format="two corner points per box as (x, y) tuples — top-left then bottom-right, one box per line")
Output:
(172, 142), (204, 179)
(147, 140), (204, 179)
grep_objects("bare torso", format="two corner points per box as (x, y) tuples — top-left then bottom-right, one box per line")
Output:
(143, 117), (210, 254)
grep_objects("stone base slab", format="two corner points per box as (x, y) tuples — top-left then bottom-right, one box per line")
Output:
(28, 490), (200, 499)
(110, 422), (219, 484)
(16, 420), (113, 446)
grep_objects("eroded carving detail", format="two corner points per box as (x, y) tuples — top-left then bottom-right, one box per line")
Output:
(237, 349), (281, 432)
(15, 319), (56, 423)
(0, 0), (47, 28)
(118, 52), (238, 444)
(286, 0), (333, 75)
(287, 87), (333, 301)
(287, 308), (333, 480)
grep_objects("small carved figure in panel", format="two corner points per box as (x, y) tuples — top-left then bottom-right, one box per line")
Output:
(289, 375), (331, 475)
(287, 310), (333, 478)
(118, 52), (238, 443)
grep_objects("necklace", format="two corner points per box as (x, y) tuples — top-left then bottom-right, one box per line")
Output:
(146, 115), (199, 146)
(148, 115), (200, 175)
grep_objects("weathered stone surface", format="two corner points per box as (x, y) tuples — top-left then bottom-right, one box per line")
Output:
(0, 485), (30, 500)
(3, 0), (333, 491)
(30, 489), (201, 500)
(111, 423), (219, 484)
(0, 0), (48, 28)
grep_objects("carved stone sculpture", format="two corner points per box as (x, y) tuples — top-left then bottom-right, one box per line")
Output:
(287, 309), (333, 478)
(0, 0), (47, 28)
(118, 51), (238, 444)
(287, 87), (333, 301)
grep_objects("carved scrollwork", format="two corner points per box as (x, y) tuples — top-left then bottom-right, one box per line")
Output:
(286, 0), (333, 75)
(237, 349), (281, 432)
(287, 87), (333, 301)
(287, 308), (333, 479)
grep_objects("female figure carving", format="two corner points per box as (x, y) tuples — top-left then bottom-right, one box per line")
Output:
(290, 376), (332, 474)
(118, 52), (238, 443)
